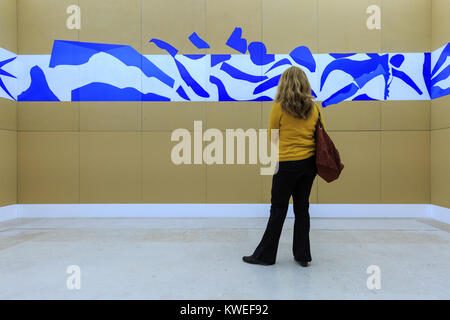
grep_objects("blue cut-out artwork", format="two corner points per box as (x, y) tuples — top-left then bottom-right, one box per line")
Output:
(211, 54), (231, 67)
(17, 65), (59, 101)
(176, 85), (190, 101)
(226, 27), (247, 54)
(72, 82), (170, 101)
(220, 62), (267, 83)
(289, 46), (316, 72)
(265, 58), (292, 74)
(149, 38), (178, 57)
(0, 56), (17, 100)
(0, 27), (448, 103)
(189, 32), (210, 49)
(248, 42), (275, 66)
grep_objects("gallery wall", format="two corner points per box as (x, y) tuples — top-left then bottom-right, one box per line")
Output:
(431, 0), (450, 208)
(0, 0), (446, 207)
(0, 0), (17, 208)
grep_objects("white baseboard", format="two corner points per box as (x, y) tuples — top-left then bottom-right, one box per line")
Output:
(0, 204), (18, 222)
(14, 203), (445, 221)
(0, 203), (445, 224)
(428, 205), (450, 224)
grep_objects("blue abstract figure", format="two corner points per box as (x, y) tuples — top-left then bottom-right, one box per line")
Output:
(0, 27), (447, 103)
(176, 85), (190, 101)
(388, 54), (423, 96)
(290, 46), (316, 72)
(149, 39), (178, 57)
(226, 27), (247, 54)
(18, 65), (59, 101)
(189, 32), (210, 49)
(72, 82), (170, 101)
(220, 62), (267, 83)
(50, 40), (175, 88)
(321, 52), (427, 106)
(320, 54), (389, 106)
(0, 57), (17, 100)
(174, 58), (210, 98)
(430, 43), (450, 99)
(265, 58), (292, 74)
(211, 54), (231, 67)
(248, 42), (275, 66)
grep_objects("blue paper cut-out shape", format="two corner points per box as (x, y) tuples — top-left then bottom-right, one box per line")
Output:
(149, 39), (178, 57)
(431, 43), (450, 76)
(289, 46), (316, 72)
(0, 57), (17, 100)
(220, 62), (267, 83)
(329, 53), (356, 59)
(390, 54), (405, 68)
(174, 58), (210, 98)
(423, 53), (432, 96)
(210, 75), (237, 101)
(17, 65), (59, 101)
(71, 82), (170, 101)
(226, 27), (247, 54)
(176, 85), (190, 100)
(211, 54), (231, 67)
(265, 58), (292, 74)
(253, 74), (281, 95)
(248, 42), (275, 66)
(352, 93), (377, 101)
(189, 32), (210, 49)
(49, 40), (175, 88)
(323, 83), (359, 107)
(184, 54), (206, 60)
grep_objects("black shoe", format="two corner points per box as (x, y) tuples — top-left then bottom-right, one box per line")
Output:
(294, 258), (310, 267)
(242, 255), (274, 266)
(298, 261), (309, 267)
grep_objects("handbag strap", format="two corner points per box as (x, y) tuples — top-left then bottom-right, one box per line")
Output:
(315, 103), (323, 128)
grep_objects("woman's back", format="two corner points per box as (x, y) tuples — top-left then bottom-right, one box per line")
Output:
(269, 101), (326, 161)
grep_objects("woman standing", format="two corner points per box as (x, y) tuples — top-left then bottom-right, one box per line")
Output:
(243, 66), (326, 267)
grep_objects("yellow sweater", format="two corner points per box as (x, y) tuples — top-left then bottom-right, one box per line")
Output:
(268, 101), (326, 161)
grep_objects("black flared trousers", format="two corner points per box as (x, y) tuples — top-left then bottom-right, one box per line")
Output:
(252, 156), (317, 264)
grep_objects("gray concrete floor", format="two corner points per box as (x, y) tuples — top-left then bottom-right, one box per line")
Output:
(0, 217), (449, 299)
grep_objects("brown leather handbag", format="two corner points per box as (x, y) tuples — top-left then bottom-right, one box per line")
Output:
(314, 105), (344, 182)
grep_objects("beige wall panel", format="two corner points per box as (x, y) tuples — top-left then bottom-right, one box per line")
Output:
(381, 101), (430, 131)
(431, 128), (450, 208)
(143, 132), (206, 203)
(318, 131), (381, 203)
(18, 102), (79, 131)
(261, 172), (318, 204)
(80, 132), (141, 203)
(206, 102), (261, 130)
(18, 0), (78, 54)
(431, 0), (450, 50)
(261, 101), (274, 129)
(206, 0), (262, 54)
(18, 132), (79, 203)
(318, 0), (381, 53)
(431, 94), (450, 130)
(0, 98), (17, 131)
(0, 0), (17, 53)
(262, 0), (318, 53)
(78, 0), (141, 50)
(142, 102), (205, 131)
(381, 131), (430, 203)
(142, 0), (206, 54)
(207, 164), (261, 203)
(321, 101), (381, 131)
(80, 102), (141, 131)
(0, 130), (17, 205)
(382, 0), (431, 52)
